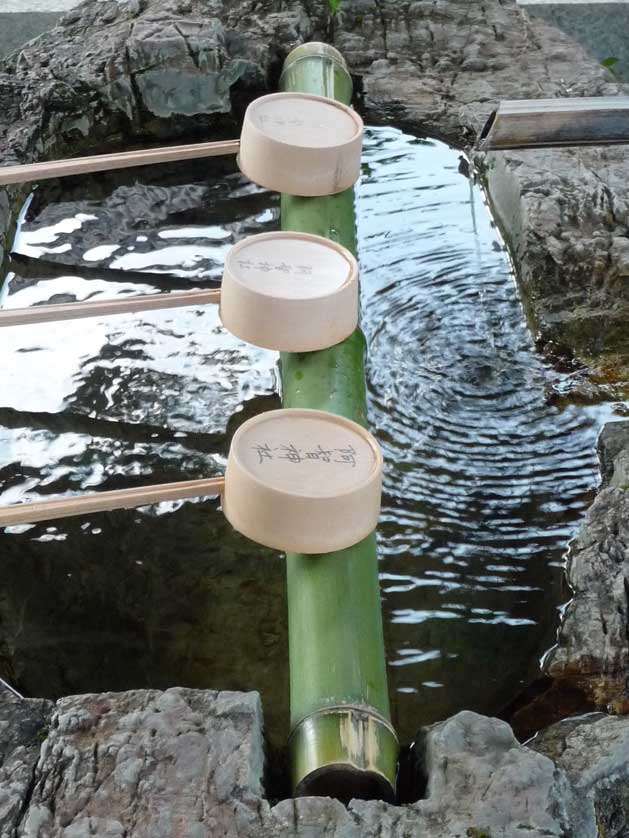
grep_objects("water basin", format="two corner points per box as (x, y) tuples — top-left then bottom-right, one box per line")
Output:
(0, 127), (622, 749)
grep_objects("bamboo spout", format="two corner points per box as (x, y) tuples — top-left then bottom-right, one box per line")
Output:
(478, 96), (629, 151)
(279, 42), (398, 802)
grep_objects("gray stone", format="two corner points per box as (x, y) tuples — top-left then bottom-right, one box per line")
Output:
(531, 712), (629, 838)
(3, 0), (301, 136)
(0, 693), (53, 835)
(14, 688), (264, 837)
(0, 13), (65, 62)
(399, 711), (576, 838)
(2, 691), (629, 837)
(238, 709), (629, 836)
(483, 141), (629, 373)
(599, 420), (629, 488)
(269, 712), (575, 837)
(542, 422), (629, 712)
(0, 700), (583, 838)
(611, 236), (629, 277)
(519, 2), (629, 83)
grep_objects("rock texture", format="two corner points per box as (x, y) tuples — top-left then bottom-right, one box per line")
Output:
(0, 0), (629, 375)
(4, 688), (265, 837)
(532, 712), (629, 838)
(599, 420), (629, 489)
(0, 693), (52, 834)
(3, 694), (629, 838)
(399, 711), (576, 838)
(544, 422), (629, 712)
(480, 145), (629, 380)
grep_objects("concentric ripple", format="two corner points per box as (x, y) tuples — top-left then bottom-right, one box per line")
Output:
(0, 130), (620, 746)
(358, 128), (616, 738)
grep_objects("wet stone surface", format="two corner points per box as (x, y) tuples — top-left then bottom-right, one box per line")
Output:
(543, 422), (629, 713)
(531, 712), (629, 838)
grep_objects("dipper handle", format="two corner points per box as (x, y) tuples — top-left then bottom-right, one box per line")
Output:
(0, 139), (240, 186)
(0, 289), (221, 327)
(0, 476), (226, 527)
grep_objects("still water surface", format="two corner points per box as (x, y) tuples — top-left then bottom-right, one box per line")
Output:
(0, 128), (617, 745)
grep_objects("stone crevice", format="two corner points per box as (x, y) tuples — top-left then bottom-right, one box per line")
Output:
(371, 0), (388, 58)
(10, 749), (40, 838)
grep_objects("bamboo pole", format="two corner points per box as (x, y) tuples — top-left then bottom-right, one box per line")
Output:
(0, 289), (220, 327)
(0, 476), (225, 527)
(478, 96), (629, 151)
(279, 43), (398, 802)
(0, 140), (239, 186)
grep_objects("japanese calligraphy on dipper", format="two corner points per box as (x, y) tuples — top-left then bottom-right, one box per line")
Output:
(219, 231), (359, 353)
(257, 115), (326, 131)
(252, 442), (358, 467)
(222, 408), (383, 554)
(237, 259), (313, 276)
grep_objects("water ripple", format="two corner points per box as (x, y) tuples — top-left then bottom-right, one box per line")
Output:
(358, 127), (619, 736)
(0, 130), (623, 746)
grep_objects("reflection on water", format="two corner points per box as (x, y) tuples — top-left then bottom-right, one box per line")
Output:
(0, 159), (289, 745)
(358, 130), (624, 734)
(0, 128), (620, 746)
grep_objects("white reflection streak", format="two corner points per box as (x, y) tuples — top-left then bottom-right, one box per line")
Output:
(158, 226), (231, 241)
(13, 213), (98, 257)
(110, 243), (231, 271)
(391, 609), (461, 624)
(390, 649), (441, 666)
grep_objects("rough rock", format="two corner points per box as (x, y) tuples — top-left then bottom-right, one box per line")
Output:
(396, 710), (577, 838)
(1, 0), (629, 375)
(521, 2), (629, 83)
(544, 423), (629, 712)
(531, 712), (629, 838)
(0, 693), (53, 834)
(3, 688), (264, 837)
(599, 420), (629, 489)
(276, 711), (578, 838)
(479, 145), (629, 377)
(5, 697), (629, 837)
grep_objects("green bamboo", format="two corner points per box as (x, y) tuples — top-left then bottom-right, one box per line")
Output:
(279, 43), (398, 802)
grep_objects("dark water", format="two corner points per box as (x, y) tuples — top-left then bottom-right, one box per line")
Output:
(0, 128), (620, 746)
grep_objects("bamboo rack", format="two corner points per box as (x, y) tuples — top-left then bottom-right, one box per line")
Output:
(279, 43), (398, 802)
(0, 139), (240, 185)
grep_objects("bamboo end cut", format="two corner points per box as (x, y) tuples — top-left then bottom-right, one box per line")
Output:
(290, 706), (398, 803)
